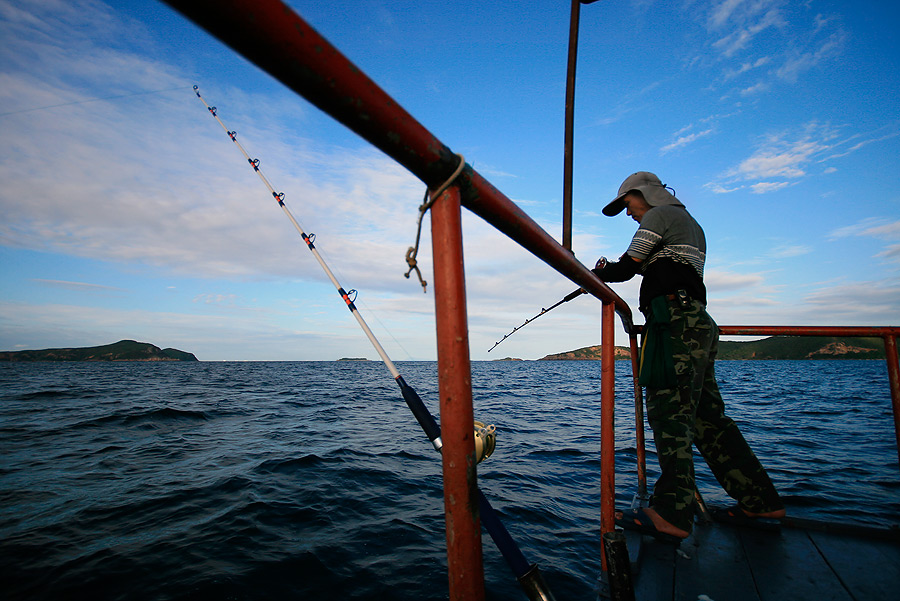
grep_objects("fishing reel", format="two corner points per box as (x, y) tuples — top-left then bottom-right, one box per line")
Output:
(474, 421), (497, 464)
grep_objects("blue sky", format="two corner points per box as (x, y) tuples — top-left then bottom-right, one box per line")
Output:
(1, 0), (898, 361)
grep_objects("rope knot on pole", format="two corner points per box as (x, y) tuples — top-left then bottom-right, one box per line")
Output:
(404, 154), (466, 293)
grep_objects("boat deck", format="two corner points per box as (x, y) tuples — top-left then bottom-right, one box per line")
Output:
(621, 518), (900, 600)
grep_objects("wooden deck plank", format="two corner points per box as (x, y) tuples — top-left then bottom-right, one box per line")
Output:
(672, 523), (760, 601)
(621, 520), (900, 601)
(807, 530), (900, 600)
(738, 527), (853, 601)
(630, 536), (675, 601)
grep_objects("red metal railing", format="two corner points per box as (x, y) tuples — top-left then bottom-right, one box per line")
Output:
(716, 326), (900, 468)
(628, 325), (900, 485)
(162, 1), (628, 597)
(162, 1), (900, 598)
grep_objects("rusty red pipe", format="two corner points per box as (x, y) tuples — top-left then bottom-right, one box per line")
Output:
(719, 326), (900, 471)
(430, 186), (485, 600)
(884, 335), (900, 468)
(718, 326), (900, 337)
(599, 301), (617, 570)
(628, 335), (647, 495)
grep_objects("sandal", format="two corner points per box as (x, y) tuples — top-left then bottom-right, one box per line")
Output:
(711, 505), (781, 531)
(615, 507), (685, 545)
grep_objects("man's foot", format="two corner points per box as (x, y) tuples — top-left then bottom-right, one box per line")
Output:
(615, 506), (690, 544)
(740, 507), (786, 519)
(711, 504), (785, 530)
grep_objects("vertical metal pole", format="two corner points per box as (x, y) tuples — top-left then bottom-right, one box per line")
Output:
(431, 186), (485, 601)
(629, 335), (647, 496)
(562, 0), (581, 252)
(600, 301), (617, 571)
(884, 334), (900, 470)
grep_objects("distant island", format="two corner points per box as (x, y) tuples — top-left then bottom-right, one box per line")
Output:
(539, 337), (887, 361)
(0, 340), (198, 362)
(716, 336), (886, 360)
(337, 357), (369, 361)
(539, 345), (631, 361)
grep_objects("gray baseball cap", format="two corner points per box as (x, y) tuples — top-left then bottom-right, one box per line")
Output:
(603, 171), (683, 216)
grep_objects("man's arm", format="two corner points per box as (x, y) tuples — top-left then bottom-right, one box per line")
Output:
(592, 252), (642, 282)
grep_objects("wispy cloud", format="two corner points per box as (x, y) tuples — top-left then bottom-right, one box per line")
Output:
(830, 218), (900, 265)
(822, 129), (900, 162)
(711, 8), (785, 58)
(723, 56), (772, 80)
(705, 268), (766, 291)
(660, 127), (714, 154)
(31, 279), (124, 292)
(803, 280), (900, 319)
(739, 82), (768, 96)
(830, 218), (900, 240)
(701, 1), (846, 102)
(776, 31), (846, 83)
(767, 244), (812, 259)
(707, 121), (851, 193)
(750, 181), (792, 194)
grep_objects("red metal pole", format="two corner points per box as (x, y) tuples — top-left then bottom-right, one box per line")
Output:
(718, 325), (900, 337)
(600, 301), (616, 571)
(430, 186), (485, 601)
(628, 335), (647, 496)
(562, 0), (581, 252)
(884, 335), (900, 469)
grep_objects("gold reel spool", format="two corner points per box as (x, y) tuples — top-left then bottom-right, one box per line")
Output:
(473, 421), (496, 464)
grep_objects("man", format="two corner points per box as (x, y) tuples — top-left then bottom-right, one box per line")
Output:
(593, 171), (784, 543)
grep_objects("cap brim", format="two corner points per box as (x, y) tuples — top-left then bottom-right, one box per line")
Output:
(602, 195), (626, 216)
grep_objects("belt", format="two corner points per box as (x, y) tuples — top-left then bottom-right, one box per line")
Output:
(662, 290), (693, 310)
(641, 290), (697, 314)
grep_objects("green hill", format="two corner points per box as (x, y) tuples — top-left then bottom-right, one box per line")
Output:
(716, 336), (885, 360)
(0, 340), (198, 362)
(538, 345), (632, 361)
(540, 337), (887, 361)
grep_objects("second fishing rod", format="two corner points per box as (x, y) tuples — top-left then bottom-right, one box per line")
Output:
(193, 87), (556, 601)
(488, 257), (609, 353)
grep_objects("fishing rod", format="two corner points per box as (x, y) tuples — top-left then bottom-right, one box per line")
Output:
(487, 257), (607, 353)
(488, 288), (584, 353)
(193, 87), (556, 600)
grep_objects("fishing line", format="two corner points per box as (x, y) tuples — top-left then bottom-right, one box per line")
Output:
(192, 87), (554, 592)
(354, 296), (417, 362)
(0, 85), (192, 118)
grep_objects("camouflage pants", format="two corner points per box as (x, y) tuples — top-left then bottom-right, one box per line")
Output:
(645, 298), (783, 532)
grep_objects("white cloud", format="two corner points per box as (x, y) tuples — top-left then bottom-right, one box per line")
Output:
(831, 218), (900, 241)
(704, 182), (743, 194)
(707, 121), (852, 193)
(660, 128), (714, 154)
(708, 0), (749, 31)
(31, 279), (124, 292)
(723, 56), (772, 80)
(803, 280), (900, 320)
(736, 137), (826, 179)
(877, 244), (900, 263)
(829, 219), (900, 265)
(823, 130), (900, 161)
(705, 268), (766, 291)
(750, 181), (792, 194)
(767, 244), (812, 258)
(712, 9), (785, 58)
(776, 31), (845, 83)
(739, 82), (768, 96)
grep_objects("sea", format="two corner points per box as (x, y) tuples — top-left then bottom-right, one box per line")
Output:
(2, 360), (898, 600)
